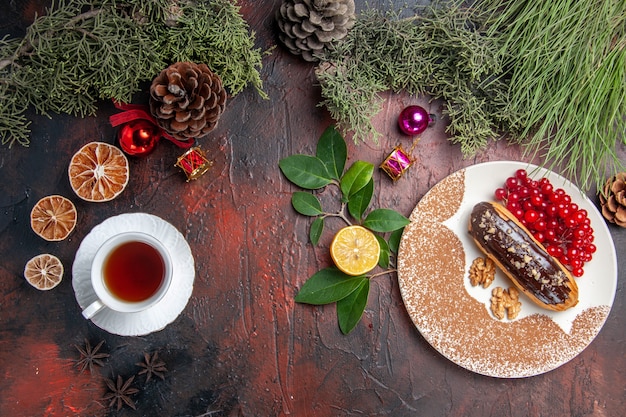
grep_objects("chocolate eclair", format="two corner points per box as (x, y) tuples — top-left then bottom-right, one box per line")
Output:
(469, 201), (578, 311)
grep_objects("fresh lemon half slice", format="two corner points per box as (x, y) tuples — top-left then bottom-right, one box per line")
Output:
(330, 225), (380, 276)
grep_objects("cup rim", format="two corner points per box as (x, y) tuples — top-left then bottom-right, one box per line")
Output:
(90, 231), (173, 313)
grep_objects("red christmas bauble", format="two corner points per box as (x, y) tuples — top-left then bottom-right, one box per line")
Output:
(118, 120), (160, 156)
(398, 105), (431, 136)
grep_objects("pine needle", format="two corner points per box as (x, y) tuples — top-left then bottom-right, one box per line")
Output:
(483, 0), (626, 190)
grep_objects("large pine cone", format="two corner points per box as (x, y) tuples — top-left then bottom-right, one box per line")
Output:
(149, 62), (227, 141)
(276, 0), (356, 62)
(599, 172), (626, 227)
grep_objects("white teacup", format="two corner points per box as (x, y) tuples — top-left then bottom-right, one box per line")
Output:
(82, 231), (173, 319)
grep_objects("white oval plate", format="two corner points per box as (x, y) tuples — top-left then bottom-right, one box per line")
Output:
(72, 213), (195, 336)
(397, 161), (617, 378)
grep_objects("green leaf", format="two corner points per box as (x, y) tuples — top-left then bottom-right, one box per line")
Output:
(347, 178), (373, 221)
(309, 217), (324, 245)
(376, 235), (389, 269)
(291, 192), (323, 216)
(363, 209), (410, 232)
(279, 155), (332, 189)
(295, 268), (363, 305)
(389, 227), (405, 253)
(337, 278), (369, 334)
(316, 125), (347, 180)
(340, 161), (374, 201)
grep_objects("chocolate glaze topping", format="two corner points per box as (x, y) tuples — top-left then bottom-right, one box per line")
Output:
(469, 202), (572, 306)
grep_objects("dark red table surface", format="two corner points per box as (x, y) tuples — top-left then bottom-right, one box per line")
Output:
(1, 1), (625, 416)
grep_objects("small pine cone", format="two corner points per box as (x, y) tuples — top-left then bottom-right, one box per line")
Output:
(599, 172), (626, 227)
(276, 0), (356, 62)
(149, 62), (227, 141)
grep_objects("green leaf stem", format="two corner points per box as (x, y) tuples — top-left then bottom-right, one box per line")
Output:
(309, 217), (324, 245)
(291, 192), (323, 216)
(337, 278), (369, 334)
(316, 125), (347, 180)
(363, 209), (410, 232)
(295, 268), (364, 305)
(340, 161), (374, 202)
(388, 227), (404, 253)
(376, 236), (390, 269)
(279, 155), (332, 189)
(347, 179), (373, 221)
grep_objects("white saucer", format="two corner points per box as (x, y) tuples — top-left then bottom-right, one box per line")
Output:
(72, 213), (195, 336)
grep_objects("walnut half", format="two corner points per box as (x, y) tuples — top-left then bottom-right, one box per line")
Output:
(490, 286), (522, 320)
(469, 256), (496, 288)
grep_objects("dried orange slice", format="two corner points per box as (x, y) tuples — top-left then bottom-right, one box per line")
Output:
(68, 142), (129, 202)
(24, 254), (64, 290)
(330, 225), (380, 276)
(30, 195), (77, 241)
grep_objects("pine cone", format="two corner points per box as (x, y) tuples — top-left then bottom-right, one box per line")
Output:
(599, 172), (626, 227)
(276, 0), (356, 62)
(149, 62), (227, 141)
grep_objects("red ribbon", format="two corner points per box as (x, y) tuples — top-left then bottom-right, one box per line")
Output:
(109, 102), (194, 149)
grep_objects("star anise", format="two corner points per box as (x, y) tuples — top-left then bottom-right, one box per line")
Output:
(136, 351), (167, 382)
(103, 375), (139, 411)
(74, 339), (109, 374)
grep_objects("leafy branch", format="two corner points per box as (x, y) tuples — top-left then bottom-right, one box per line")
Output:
(279, 126), (409, 334)
(0, 0), (266, 148)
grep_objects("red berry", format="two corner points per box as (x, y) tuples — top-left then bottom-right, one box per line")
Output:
(564, 216), (578, 229)
(534, 219), (547, 231)
(571, 258), (583, 268)
(530, 195), (543, 207)
(544, 229), (556, 242)
(548, 192), (561, 203)
(524, 209), (539, 224)
(572, 267), (584, 278)
(505, 177), (519, 190)
(547, 245), (563, 257)
(506, 201), (519, 212)
(545, 204), (558, 218)
(495, 187), (507, 200)
(558, 206), (571, 219)
(523, 200), (534, 211)
(541, 182), (553, 195)
(515, 169), (528, 180)
(572, 227), (586, 239)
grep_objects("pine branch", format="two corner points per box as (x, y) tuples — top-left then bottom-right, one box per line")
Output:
(0, 0), (266, 147)
(316, 3), (513, 155)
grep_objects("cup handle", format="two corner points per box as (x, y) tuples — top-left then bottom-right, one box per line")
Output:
(82, 299), (105, 319)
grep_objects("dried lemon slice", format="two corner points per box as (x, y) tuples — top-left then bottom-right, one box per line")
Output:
(30, 195), (77, 241)
(68, 142), (129, 202)
(330, 225), (380, 276)
(24, 254), (64, 290)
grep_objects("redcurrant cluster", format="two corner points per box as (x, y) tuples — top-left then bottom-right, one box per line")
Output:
(494, 169), (595, 277)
